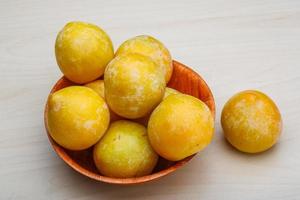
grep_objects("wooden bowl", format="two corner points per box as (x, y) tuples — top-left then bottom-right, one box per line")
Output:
(44, 60), (215, 184)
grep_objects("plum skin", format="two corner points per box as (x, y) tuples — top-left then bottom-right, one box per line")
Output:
(93, 120), (158, 178)
(221, 90), (282, 153)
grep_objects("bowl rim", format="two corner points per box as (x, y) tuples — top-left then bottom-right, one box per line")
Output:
(44, 60), (215, 185)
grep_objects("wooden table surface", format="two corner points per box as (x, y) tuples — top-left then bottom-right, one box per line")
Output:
(1, 0), (300, 199)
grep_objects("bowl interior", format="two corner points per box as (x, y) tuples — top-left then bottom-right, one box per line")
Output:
(44, 60), (215, 184)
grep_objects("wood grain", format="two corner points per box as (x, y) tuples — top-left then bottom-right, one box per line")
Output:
(1, 0), (300, 199)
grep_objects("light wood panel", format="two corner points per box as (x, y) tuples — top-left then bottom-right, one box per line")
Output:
(0, 0), (299, 199)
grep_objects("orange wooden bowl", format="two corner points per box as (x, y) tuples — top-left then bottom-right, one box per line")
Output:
(44, 60), (215, 184)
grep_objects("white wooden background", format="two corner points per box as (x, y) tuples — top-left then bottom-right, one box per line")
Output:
(1, 0), (300, 199)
